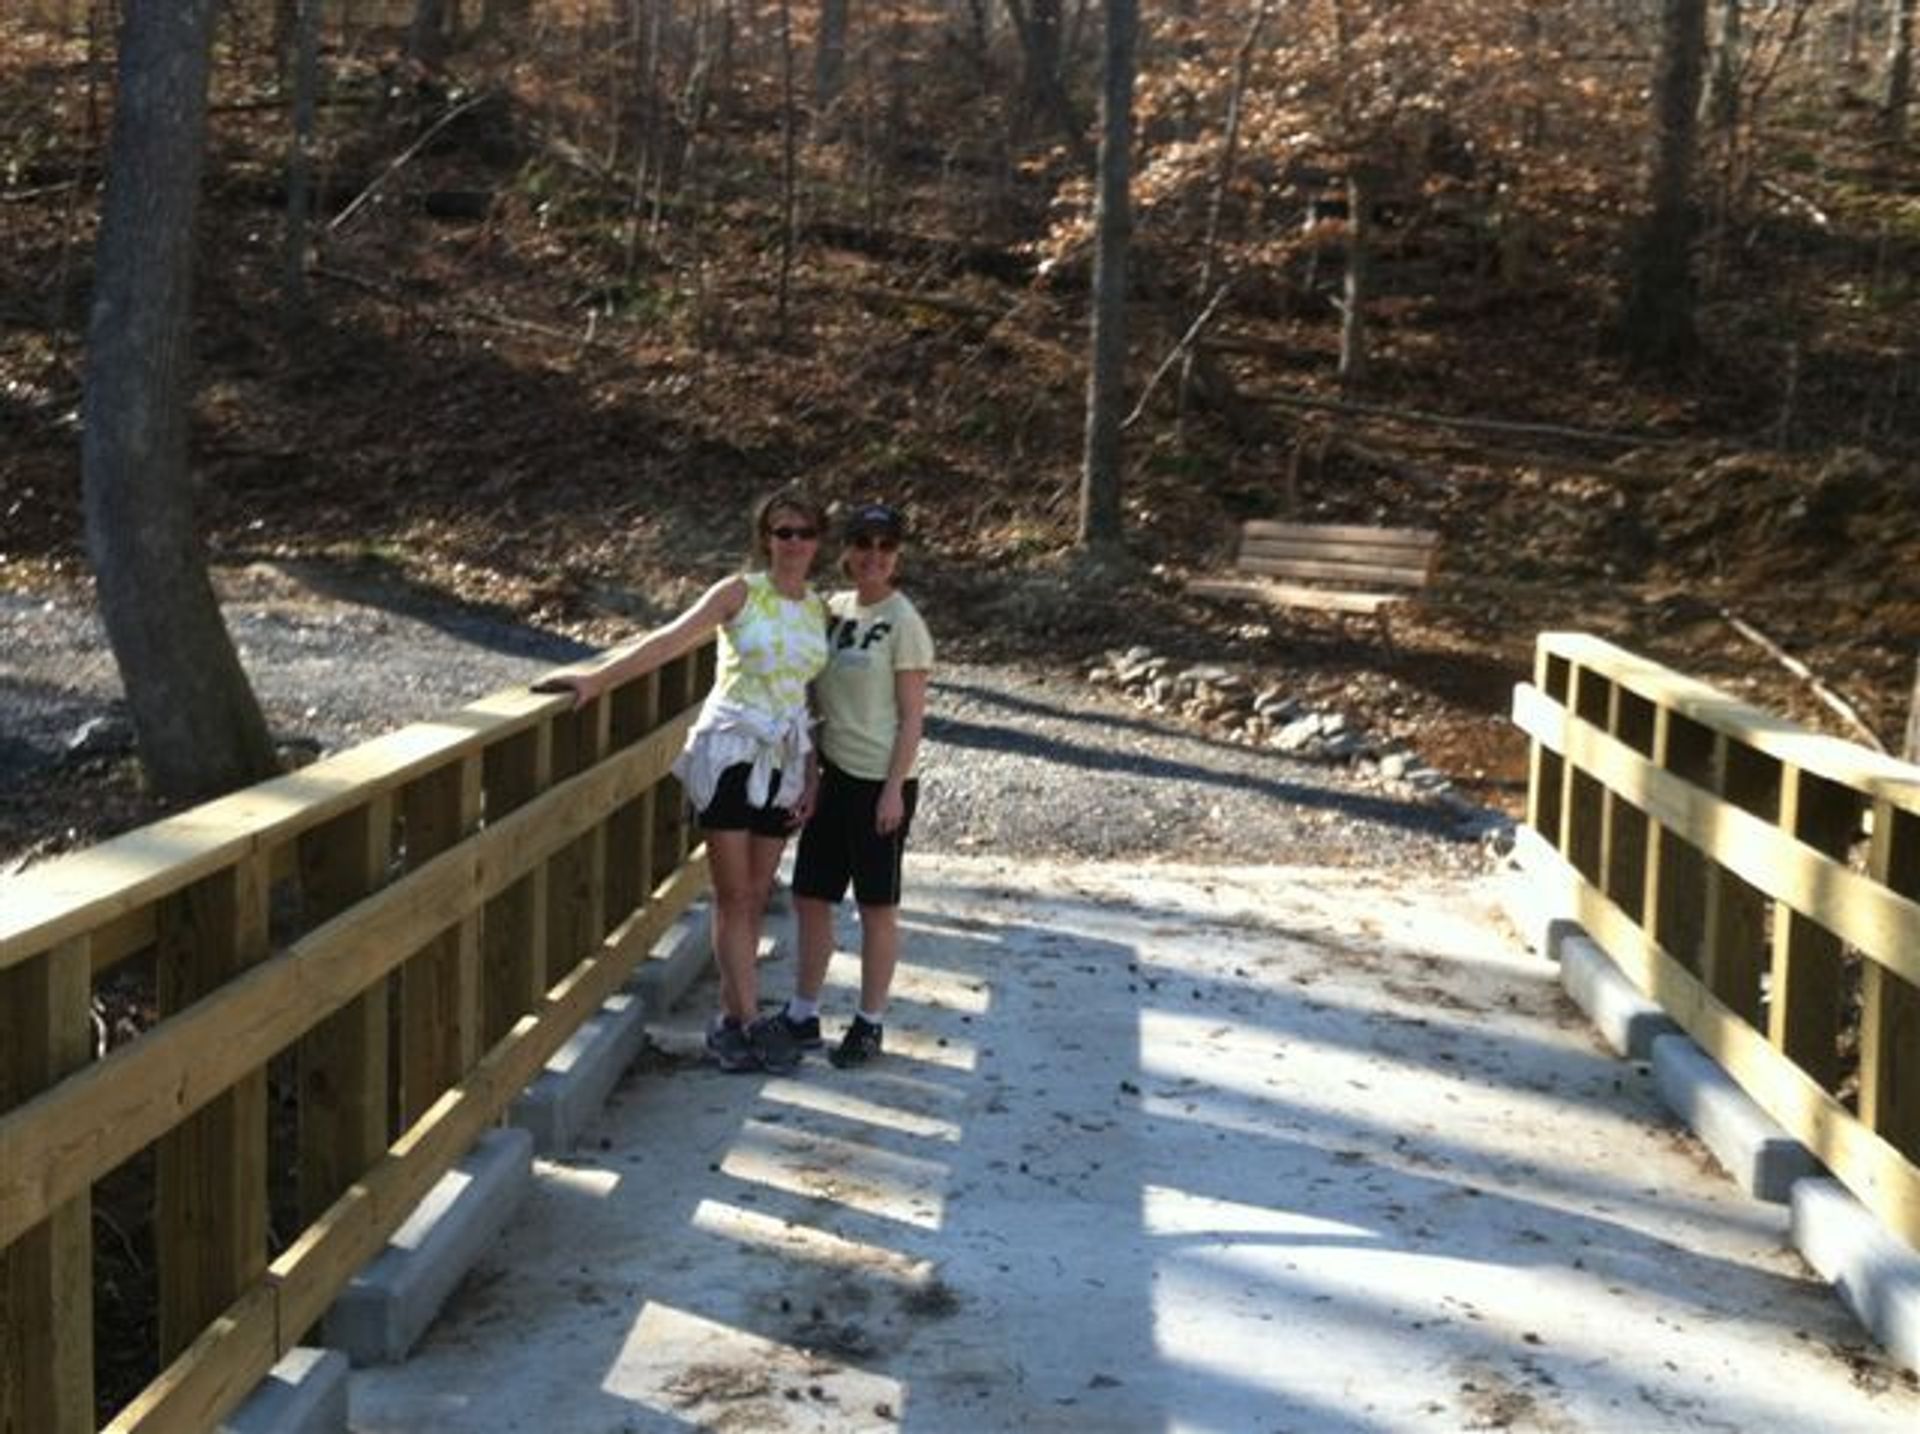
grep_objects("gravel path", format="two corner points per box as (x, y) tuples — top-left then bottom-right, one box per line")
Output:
(1, 566), (1493, 873)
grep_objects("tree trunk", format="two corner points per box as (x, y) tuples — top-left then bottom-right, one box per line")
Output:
(1338, 168), (1374, 387)
(1887, 0), (1916, 139)
(411, 0), (448, 70)
(1615, 0), (1707, 371)
(815, 0), (849, 111)
(1078, 0), (1136, 551)
(1905, 652), (1920, 762)
(1007, 0), (1095, 169)
(1700, 0), (1741, 133)
(282, 0), (322, 314)
(82, 0), (279, 804)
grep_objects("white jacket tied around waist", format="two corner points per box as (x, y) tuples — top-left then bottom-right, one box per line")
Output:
(672, 695), (813, 814)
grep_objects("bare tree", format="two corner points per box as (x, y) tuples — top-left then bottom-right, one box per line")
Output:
(1887, 0), (1916, 139)
(1079, 0), (1137, 550)
(1615, 0), (1708, 370)
(82, 0), (280, 803)
(816, 0), (850, 110)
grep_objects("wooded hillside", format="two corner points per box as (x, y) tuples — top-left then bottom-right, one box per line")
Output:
(3, 0), (1918, 831)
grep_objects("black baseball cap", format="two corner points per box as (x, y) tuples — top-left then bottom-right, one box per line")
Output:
(843, 502), (906, 541)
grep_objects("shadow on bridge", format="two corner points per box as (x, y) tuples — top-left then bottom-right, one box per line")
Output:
(348, 858), (1917, 1432)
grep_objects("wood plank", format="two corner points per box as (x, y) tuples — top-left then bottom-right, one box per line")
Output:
(1235, 555), (1432, 588)
(397, 757), (484, 1127)
(1861, 801), (1920, 1158)
(0, 938), (93, 1434)
(1537, 632), (1920, 816)
(1698, 736), (1774, 1025)
(1241, 519), (1439, 548)
(1768, 770), (1859, 1092)
(1186, 577), (1402, 615)
(1512, 683), (1920, 989)
(1239, 535), (1437, 568)
(156, 856), (273, 1360)
(481, 724), (551, 1046)
(0, 716), (694, 1249)
(296, 800), (394, 1229)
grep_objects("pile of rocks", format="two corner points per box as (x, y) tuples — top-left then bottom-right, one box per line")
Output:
(1085, 646), (1508, 839)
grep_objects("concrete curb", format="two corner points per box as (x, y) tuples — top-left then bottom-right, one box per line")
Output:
(1559, 931), (1680, 1060)
(1495, 824), (1581, 960)
(1793, 1178), (1920, 1374)
(630, 901), (713, 1018)
(325, 1127), (534, 1366)
(217, 1348), (348, 1434)
(509, 990), (648, 1154)
(1650, 1033), (1823, 1202)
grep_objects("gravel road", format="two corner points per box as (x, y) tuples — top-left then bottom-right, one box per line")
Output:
(1, 565), (1494, 872)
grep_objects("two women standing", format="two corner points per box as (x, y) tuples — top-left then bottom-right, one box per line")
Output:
(534, 491), (929, 1075)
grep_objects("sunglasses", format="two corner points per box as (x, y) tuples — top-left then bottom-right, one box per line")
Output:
(851, 534), (899, 552)
(768, 526), (819, 542)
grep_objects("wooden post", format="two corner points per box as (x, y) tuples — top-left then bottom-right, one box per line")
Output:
(606, 671), (662, 929)
(1560, 664), (1609, 883)
(545, 697), (610, 978)
(1861, 799), (1920, 1158)
(0, 939), (94, 1433)
(397, 756), (484, 1128)
(156, 856), (272, 1359)
(1697, 736), (1775, 1025)
(1526, 646), (1566, 845)
(296, 800), (394, 1225)
(1767, 769), (1860, 1092)
(1650, 710), (1713, 974)
(482, 723), (551, 1045)
(1603, 685), (1654, 922)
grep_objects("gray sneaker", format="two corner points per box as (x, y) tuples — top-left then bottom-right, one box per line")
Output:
(829, 1016), (883, 1069)
(747, 1014), (803, 1075)
(706, 1017), (759, 1073)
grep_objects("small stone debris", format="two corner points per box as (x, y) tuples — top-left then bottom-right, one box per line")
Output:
(1084, 646), (1509, 839)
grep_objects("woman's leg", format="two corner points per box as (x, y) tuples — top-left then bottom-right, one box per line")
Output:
(706, 830), (765, 1023)
(853, 902), (900, 1016)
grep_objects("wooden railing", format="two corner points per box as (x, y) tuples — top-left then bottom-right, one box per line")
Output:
(1513, 632), (1920, 1252)
(0, 641), (714, 1434)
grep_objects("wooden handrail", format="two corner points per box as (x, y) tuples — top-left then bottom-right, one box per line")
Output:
(0, 642), (716, 1434)
(1514, 632), (1920, 1254)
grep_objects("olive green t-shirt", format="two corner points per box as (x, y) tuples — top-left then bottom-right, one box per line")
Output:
(816, 589), (934, 780)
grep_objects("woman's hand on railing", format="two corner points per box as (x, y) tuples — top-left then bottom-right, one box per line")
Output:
(531, 669), (596, 707)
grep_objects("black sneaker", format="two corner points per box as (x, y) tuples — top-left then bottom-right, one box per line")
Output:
(706, 1017), (759, 1073)
(829, 1017), (883, 1069)
(747, 1014), (803, 1075)
(775, 1010), (823, 1049)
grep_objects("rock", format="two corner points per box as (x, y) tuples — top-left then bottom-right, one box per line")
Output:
(1380, 752), (1413, 781)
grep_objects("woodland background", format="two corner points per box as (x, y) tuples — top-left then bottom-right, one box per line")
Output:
(3, 0), (1920, 863)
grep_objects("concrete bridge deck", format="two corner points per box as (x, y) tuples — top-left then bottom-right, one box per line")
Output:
(346, 855), (1920, 1433)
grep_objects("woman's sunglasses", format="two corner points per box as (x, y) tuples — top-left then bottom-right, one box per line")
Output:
(850, 534), (899, 552)
(768, 525), (819, 542)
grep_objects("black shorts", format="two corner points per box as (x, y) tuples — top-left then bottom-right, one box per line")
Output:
(792, 761), (918, 907)
(695, 762), (796, 839)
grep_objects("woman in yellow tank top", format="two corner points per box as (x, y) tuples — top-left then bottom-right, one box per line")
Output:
(534, 487), (828, 1073)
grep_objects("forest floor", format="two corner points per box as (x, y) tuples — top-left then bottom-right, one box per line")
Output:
(3, 23), (1919, 865)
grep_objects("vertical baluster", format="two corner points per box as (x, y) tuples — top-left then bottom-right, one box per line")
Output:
(156, 857), (272, 1358)
(0, 938), (93, 1432)
(1861, 799), (1920, 1158)
(1699, 738), (1777, 1027)
(483, 724), (551, 1044)
(398, 757), (483, 1127)
(1768, 769), (1860, 1092)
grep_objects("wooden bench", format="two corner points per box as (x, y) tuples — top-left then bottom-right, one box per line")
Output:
(1187, 519), (1441, 650)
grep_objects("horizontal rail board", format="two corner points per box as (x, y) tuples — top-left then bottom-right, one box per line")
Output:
(1538, 632), (1920, 814)
(1236, 555), (1432, 587)
(1242, 520), (1439, 549)
(0, 686), (566, 969)
(1239, 535), (1436, 568)
(1188, 577), (1404, 615)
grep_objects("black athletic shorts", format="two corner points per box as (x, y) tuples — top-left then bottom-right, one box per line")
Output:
(695, 761), (796, 839)
(792, 760), (918, 907)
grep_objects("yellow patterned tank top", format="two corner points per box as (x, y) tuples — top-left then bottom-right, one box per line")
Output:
(713, 571), (829, 717)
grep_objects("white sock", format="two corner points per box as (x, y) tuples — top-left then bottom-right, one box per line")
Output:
(786, 996), (819, 1021)
(858, 1009), (885, 1027)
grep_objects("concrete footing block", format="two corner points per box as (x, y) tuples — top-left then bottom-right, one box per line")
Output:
(1559, 933), (1680, 1060)
(1651, 1034), (1822, 1202)
(1792, 1178), (1920, 1376)
(510, 990), (648, 1153)
(631, 902), (712, 1017)
(324, 1127), (534, 1366)
(1497, 826), (1582, 959)
(217, 1348), (348, 1434)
